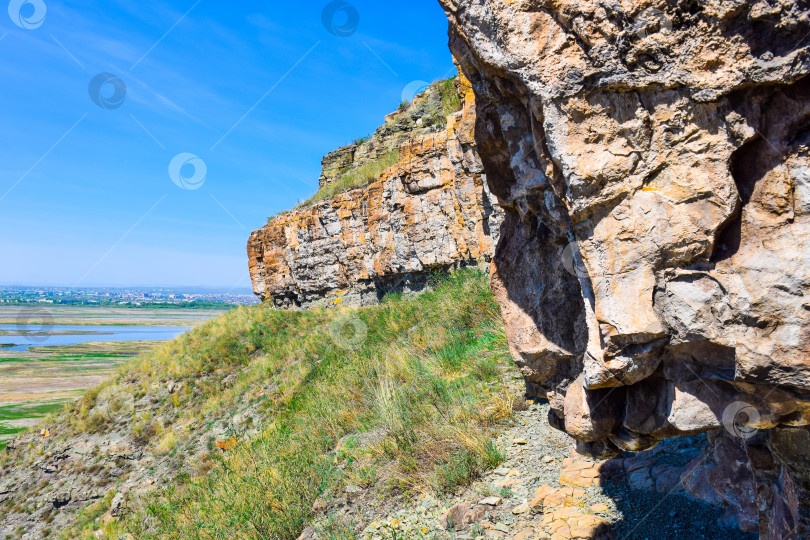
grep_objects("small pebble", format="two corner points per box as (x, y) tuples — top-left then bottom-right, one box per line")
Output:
(512, 502), (531, 514)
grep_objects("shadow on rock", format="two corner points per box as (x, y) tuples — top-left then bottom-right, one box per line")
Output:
(598, 434), (758, 540)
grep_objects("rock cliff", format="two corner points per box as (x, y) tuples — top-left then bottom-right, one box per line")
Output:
(248, 74), (503, 308)
(440, 0), (810, 536)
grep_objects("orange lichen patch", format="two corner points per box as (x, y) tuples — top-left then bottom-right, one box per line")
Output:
(559, 455), (606, 488)
(216, 438), (237, 452)
(530, 485), (587, 514)
(540, 507), (612, 540)
(246, 69), (501, 309)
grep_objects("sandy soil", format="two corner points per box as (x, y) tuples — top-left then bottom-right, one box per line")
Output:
(0, 375), (108, 394)
(0, 391), (81, 405)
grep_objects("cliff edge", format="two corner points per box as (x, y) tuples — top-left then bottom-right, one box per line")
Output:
(247, 73), (503, 308)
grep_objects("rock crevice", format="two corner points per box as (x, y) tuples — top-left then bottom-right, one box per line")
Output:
(441, 0), (810, 535)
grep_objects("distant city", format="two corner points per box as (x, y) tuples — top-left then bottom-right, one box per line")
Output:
(0, 285), (259, 307)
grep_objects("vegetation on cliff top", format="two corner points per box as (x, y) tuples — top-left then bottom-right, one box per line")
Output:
(301, 149), (400, 207)
(426, 77), (462, 128)
(290, 77), (463, 212)
(53, 270), (515, 539)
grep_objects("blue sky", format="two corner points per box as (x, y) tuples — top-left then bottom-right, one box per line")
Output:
(0, 0), (455, 289)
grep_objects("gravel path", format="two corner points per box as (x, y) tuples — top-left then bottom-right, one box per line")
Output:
(309, 400), (757, 540)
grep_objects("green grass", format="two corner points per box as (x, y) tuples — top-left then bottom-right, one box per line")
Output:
(0, 400), (71, 448)
(434, 441), (504, 492)
(352, 134), (371, 145)
(287, 76), (462, 213)
(425, 77), (462, 129)
(0, 401), (70, 423)
(63, 270), (515, 539)
(297, 149), (399, 208)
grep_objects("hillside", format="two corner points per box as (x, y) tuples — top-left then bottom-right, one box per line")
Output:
(0, 271), (518, 538)
(0, 71), (513, 540)
(0, 271), (754, 540)
(3, 0), (808, 537)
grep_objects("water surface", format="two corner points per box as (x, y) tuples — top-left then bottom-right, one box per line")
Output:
(0, 324), (191, 352)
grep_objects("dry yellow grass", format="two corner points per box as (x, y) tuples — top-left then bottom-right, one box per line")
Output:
(62, 270), (516, 540)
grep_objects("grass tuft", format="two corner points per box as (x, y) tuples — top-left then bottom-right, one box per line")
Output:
(298, 150), (399, 208)
(424, 77), (462, 129)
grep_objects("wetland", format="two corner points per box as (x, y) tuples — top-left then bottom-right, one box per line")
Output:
(0, 306), (225, 447)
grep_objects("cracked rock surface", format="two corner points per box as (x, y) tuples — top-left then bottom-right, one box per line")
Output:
(248, 73), (503, 309)
(440, 0), (810, 536)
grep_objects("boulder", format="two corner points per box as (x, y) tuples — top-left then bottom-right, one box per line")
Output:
(440, 0), (810, 535)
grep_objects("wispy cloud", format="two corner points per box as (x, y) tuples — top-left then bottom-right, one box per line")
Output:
(124, 71), (214, 129)
(129, 0), (204, 70)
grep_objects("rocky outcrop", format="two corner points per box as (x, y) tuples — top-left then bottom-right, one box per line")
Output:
(317, 84), (450, 188)
(248, 74), (503, 308)
(440, 0), (810, 536)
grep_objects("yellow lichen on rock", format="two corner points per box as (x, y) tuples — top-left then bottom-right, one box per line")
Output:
(248, 70), (502, 309)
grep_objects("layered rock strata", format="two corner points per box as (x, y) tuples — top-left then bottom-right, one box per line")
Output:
(440, 0), (810, 536)
(248, 75), (503, 308)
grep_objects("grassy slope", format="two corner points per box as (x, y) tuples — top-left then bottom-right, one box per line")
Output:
(60, 271), (516, 539)
(295, 77), (463, 210)
(301, 149), (400, 207)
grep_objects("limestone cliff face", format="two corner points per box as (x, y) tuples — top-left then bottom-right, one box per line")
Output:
(248, 76), (503, 308)
(440, 0), (810, 536)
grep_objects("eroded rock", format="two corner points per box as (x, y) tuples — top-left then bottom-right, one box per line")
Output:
(440, 0), (810, 535)
(248, 72), (503, 308)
